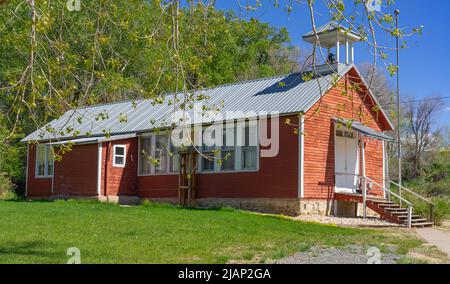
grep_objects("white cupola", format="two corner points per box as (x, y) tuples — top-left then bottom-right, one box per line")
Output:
(302, 21), (362, 74)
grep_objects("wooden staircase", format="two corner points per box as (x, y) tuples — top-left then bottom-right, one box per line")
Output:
(335, 193), (434, 227)
(366, 199), (433, 228)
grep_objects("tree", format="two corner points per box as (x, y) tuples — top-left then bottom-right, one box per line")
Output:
(403, 96), (443, 178)
(359, 63), (395, 115)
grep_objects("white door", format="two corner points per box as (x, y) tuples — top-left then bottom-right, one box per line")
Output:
(335, 129), (359, 193)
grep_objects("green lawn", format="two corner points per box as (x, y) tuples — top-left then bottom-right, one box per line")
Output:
(0, 200), (422, 264)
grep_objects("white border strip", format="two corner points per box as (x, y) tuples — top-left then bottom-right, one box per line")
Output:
(97, 143), (103, 196)
(298, 114), (305, 198)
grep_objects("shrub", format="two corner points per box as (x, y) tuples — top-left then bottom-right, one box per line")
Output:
(0, 172), (16, 199)
(411, 196), (450, 226)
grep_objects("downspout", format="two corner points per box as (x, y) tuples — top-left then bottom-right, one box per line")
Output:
(51, 145), (55, 196)
(360, 134), (367, 219)
(103, 142), (110, 197)
(298, 114), (305, 199)
(97, 143), (103, 197)
(25, 144), (30, 198)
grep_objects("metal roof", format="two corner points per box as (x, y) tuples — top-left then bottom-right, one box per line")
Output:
(303, 21), (342, 37)
(23, 64), (365, 143)
(47, 134), (137, 145)
(302, 21), (362, 43)
(333, 118), (394, 142)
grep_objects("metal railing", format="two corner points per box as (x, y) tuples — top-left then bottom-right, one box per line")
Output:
(334, 172), (415, 227)
(388, 180), (435, 223)
(364, 176), (414, 228)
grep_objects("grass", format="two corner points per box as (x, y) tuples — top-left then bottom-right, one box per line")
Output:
(0, 200), (424, 264)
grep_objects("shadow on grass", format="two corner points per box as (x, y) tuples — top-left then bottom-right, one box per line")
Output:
(0, 240), (62, 260)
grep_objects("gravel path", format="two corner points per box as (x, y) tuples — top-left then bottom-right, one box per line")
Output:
(275, 245), (400, 264)
(294, 215), (400, 227)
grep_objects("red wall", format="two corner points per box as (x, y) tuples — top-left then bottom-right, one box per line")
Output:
(303, 68), (389, 200)
(53, 144), (98, 196)
(26, 145), (52, 197)
(101, 139), (138, 196)
(137, 116), (299, 199)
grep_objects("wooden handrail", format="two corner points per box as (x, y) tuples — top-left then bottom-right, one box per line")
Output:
(388, 180), (434, 206)
(364, 176), (412, 207)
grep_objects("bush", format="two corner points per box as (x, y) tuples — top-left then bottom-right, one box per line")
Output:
(410, 195), (450, 226)
(0, 172), (16, 199)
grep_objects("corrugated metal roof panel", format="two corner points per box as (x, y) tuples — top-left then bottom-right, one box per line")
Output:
(22, 65), (354, 142)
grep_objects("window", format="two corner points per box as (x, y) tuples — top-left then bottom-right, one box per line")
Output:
(239, 121), (258, 170)
(220, 125), (235, 171)
(138, 133), (179, 175)
(169, 142), (180, 173)
(155, 135), (168, 173)
(138, 121), (259, 176)
(113, 145), (126, 167)
(200, 126), (217, 172)
(36, 145), (54, 177)
(139, 137), (152, 174)
(199, 120), (258, 173)
(336, 129), (355, 139)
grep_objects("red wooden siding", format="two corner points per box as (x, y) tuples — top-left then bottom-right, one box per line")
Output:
(101, 139), (138, 196)
(53, 144), (98, 196)
(26, 145), (52, 197)
(303, 68), (388, 200)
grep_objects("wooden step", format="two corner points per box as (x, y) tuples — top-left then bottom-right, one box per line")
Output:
(398, 215), (422, 220)
(385, 208), (407, 212)
(410, 218), (429, 223)
(390, 211), (410, 216)
(378, 204), (400, 208)
(373, 200), (394, 205)
(410, 222), (434, 228)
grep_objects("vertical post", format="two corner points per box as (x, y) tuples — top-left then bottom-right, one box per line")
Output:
(336, 39), (340, 63)
(361, 135), (367, 219)
(407, 205), (412, 228)
(430, 205), (434, 223)
(327, 47), (331, 63)
(395, 10), (402, 206)
(345, 40), (349, 64)
(350, 42), (354, 63)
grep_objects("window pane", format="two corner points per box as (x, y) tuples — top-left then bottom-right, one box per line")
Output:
(221, 149), (235, 171)
(155, 135), (168, 173)
(37, 146), (46, 176)
(115, 156), (124, 166)
(47, 161), (54, 176)
(201, 152), (215, 172)
(170, 153), (180, 173)
(242, 147), (257, 170)
(115, 146), (125, 156)
(139, 137), (152, 174)
(169, 138), (180, 173)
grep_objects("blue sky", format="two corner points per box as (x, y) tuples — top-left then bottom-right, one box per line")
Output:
(214, 0), (450, 127)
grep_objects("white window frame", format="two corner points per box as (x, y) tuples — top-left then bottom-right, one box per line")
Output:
(199, 120), (259, 174)
(35, 144), (54, 178)
(112, 145), (127, 168)
(137, 133), (178, 176)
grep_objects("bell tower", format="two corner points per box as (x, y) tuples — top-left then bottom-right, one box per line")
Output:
(302, 21), (362, 74)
